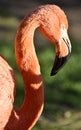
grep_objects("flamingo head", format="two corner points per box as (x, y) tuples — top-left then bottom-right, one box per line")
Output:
(51, 23), (71, 76)
(39, 5), (72, 76)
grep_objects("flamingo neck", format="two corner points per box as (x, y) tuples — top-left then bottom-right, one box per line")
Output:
(5, 13), (44, 130)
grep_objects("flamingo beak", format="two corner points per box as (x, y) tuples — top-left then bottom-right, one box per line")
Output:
(51, 27), (71, 76)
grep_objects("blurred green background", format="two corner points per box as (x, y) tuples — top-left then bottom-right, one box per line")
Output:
(0, 0), (81, 130)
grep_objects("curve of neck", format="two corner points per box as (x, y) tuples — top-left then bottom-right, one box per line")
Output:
(5, 14), (44, 130)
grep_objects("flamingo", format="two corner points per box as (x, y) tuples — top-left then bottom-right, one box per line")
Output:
(0, 4), (71, 130)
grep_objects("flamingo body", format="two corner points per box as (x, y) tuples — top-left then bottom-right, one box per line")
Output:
(0, 4), (71, 130)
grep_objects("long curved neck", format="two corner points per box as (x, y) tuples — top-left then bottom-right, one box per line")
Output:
(5, 13), (44, 130)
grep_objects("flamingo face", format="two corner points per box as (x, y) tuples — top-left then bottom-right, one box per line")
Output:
(51, 24), (71, 75)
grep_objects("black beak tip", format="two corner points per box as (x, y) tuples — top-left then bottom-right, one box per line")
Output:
(50, 54), (71, 76)
(50, 70), (57, 76)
